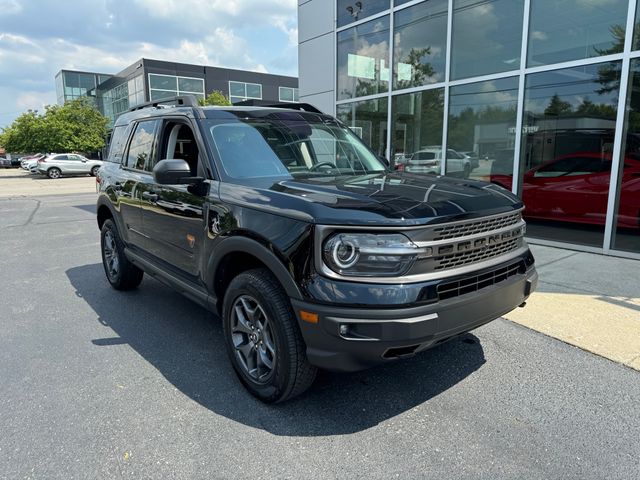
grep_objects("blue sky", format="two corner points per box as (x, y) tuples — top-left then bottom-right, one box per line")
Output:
(0, 0), (298, 128)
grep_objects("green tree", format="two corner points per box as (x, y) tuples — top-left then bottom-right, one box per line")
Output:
(544, 94), (573, 116)
(0, 97), (109, 153)
(199, 91), (232, 106)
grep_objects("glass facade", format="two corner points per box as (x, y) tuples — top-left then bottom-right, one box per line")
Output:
(229, 81), (263, 104)
(337, 16), (390, 100)
(279, 87), (300, 103)
(393, 0), (448, 89)
(336, 98), (388, 157)
(334, 0), (640, 256)
(149, 74), (205, 102)
(55, 71), (112, 105)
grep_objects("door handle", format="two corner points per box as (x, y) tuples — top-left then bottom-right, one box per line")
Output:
(142, 191), (159, 202)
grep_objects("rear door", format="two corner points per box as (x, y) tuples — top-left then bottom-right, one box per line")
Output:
(66, 154), (86, 173)
(117, 119), (160, 249)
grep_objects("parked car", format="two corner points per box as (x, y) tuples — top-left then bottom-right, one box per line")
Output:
(36, 154), (103, 179)
(460, 151), (480, 169)
(0, 157), (11, 168)
(96, 96), (537, 403)
(405, 147), (472, 177)
(490, 152), (640, 229)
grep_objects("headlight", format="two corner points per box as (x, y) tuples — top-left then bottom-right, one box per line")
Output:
(322, 233), (430, 277)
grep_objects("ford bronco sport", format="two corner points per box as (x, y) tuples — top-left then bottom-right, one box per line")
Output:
(96, 96), (537, 403)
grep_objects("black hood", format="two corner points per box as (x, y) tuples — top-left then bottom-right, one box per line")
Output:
(219, 172), (523, 226)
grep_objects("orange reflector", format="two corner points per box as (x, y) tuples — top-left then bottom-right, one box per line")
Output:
(300, 310), (318, 324)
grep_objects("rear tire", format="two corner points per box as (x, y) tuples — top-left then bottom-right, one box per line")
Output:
(100, 219), (144, 290)
(47, 168), (61, 179)
(222, 268), (317, 403)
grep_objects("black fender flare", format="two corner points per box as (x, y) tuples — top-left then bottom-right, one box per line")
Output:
(96, 195), (126, 236)
(206, 236), (303, 301)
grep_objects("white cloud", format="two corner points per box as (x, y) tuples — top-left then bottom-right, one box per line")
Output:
(0, 0), (21, 15)
(531, 30), (549, 41)
(16, 91), (53, 111)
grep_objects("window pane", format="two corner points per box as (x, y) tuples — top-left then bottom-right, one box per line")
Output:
(612, 59), (640, 253)
(150, 89), (176, 101)
(527, 0), (628, 67)
(293, 88), (299, 101)
(229, 81), (245, 97)
(127, 120), (158, 170)
(178, 77), (204, 93)
(135, 75), (143, 93)
(390, 88), (444, 173)
(337, 0), (390, 28)
(279, 87), (294, 102)
(246, 83), (262, 99)
(451, 0), (523, 80)
(108, 125), (128, 163)
(336, 98), (389, 157)
(149, 74), (177, 90)
(337, 16), (390, 101)
(516, 62), (622, 247)
(447, 77), (518, 181)
(393, 0), (447, 89)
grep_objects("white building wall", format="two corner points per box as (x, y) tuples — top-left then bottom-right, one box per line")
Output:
(297, 0), (335, 115)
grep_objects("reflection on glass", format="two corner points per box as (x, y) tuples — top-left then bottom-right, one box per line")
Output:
(612, 59), (640, 253)
(149, 74), (177, 90)
(505, 62), (622, 247)
(447, 77), (519, 180)
(390, 88), (444, 173)
(393, 0), (447, 89)
(337, 98), (389, 157)
(337, 16), (390, 101)
(337, 0), (390, 28)
(450, 0), (523, 80)
(178, 77), (204, 93)
(527, 0), (628, 67)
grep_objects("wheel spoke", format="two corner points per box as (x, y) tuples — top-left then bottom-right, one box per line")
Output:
(258, 348), (273, 370)
(233, 305), (253, 335)
(262, 328), (276, 356)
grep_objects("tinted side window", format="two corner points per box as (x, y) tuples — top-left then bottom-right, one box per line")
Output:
(107, 125), (129, 163)
(127, 120), (159, 171)
(54, 154), (68, 161)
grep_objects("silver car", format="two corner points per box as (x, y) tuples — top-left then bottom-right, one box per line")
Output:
(36, 154), (103, 179)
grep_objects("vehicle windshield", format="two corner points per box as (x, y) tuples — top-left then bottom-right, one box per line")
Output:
(205, 117), (387, 180)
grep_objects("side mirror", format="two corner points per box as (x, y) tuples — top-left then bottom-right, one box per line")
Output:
(153, 159), (203, 185)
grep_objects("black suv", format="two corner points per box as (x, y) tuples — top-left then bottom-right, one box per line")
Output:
(96, 96), (537, 403)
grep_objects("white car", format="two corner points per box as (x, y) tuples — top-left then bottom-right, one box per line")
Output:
(405, 147), (472, 177)
(36, 154), (103, 179)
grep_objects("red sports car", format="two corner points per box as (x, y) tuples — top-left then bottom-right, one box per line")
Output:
(490, 152), (640, 229)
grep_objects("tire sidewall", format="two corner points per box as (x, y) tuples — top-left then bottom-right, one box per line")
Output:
(91, 166), (100, 176)
(222, 274), (294, 402)
(100, 219), (122, 288)
(48, 168), (61, 179)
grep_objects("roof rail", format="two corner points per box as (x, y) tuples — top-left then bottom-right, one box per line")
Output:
(129, 94), (199, 112)
(233, 99), (323, 114)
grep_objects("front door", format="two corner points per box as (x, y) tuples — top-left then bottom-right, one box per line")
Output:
(140, 119), (210, 279)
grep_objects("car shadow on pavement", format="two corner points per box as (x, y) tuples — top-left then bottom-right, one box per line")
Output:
(66, 263), (486, 437)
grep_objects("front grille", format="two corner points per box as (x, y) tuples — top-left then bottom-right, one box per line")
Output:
(437, 261), (524, 300)
(432, 211), (521, 241)
(433, 237), (521, 271)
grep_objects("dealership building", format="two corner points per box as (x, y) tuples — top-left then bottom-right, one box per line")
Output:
(55, 58), (299, 125)
(298, 0), (640, 258)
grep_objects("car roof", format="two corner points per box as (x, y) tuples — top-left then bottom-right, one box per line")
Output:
(113, 98), (331, 128)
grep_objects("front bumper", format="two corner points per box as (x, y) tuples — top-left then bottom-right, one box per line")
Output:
(293, 264), (537, 372)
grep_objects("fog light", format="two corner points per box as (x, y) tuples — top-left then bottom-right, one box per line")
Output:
(339, 324), (349, 336)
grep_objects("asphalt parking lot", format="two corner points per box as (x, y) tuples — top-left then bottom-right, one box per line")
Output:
(1, 187), (639, 479)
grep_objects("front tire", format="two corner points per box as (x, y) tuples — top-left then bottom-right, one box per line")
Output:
(100, 219), (144, 290)
(47, 168), (61, 179)
(222, 268), (317, 403)
(90, 166), (100, 176)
